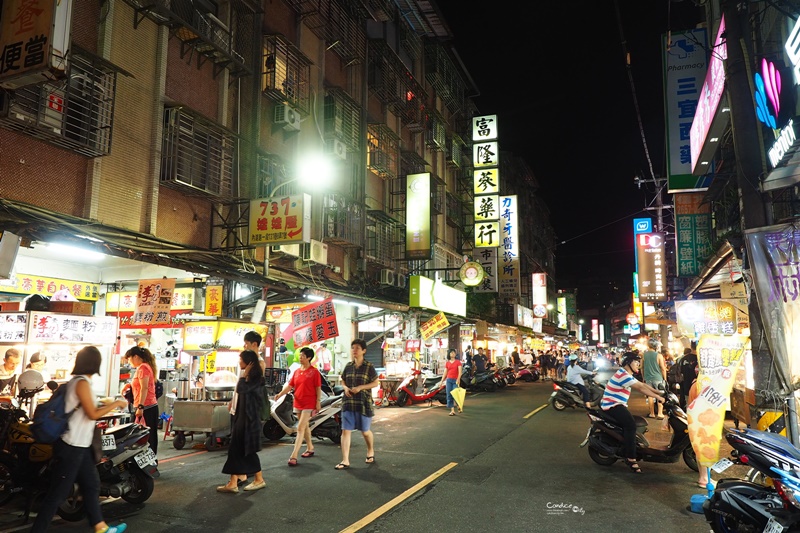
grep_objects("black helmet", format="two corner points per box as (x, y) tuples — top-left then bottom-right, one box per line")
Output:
(620, 352), (641, 368)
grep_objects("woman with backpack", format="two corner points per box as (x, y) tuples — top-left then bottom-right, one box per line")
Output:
(127, 346), (159, 457)
(32, 346), (129, 533)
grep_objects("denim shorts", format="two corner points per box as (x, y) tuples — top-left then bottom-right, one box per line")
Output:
(342, 410), (372, 432)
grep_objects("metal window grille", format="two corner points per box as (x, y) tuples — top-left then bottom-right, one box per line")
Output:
(283, 0), (367, 65)
(262, 35), (311, 112)
(366, 214), (398, 267)
(425, 44), (465, 114)
(160, 107), (235, 198)
(447, 134), (464, 168)
(322, 193), (363, 247)
(446, 192), (462, 227)
(324, 88), (361, 150)
(367, 123), (399, 179)
(256, 152), (288, 198)
(431, 177), (444, 215)
(0, 51), (117, 157)
(425, 111), (446, 151)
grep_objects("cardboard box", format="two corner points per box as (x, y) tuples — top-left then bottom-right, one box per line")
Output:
(48, 301), (94, 316)
(0, 302), (21, 312)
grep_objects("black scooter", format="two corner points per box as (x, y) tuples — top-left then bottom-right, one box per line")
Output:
(548, 378), (604, 411)
(579, 391), (698, 472)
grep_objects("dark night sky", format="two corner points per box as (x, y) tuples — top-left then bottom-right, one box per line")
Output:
(436, 0), (705, 310)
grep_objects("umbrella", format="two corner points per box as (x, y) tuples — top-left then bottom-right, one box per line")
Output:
(450, 386), (466, 412)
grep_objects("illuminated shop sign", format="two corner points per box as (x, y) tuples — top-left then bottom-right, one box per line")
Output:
(636, 233), (667, 302)
(473, 116), (500, 251)
(405, 173), (432, 259)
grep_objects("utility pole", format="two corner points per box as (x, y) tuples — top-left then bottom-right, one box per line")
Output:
(721, 0), (787, 440)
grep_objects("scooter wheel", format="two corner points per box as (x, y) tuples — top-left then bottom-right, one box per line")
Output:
(683, 446), (699, 472)
(523, 374), (533, 382)
(0, 454), (17, 506)
(263, 420), (286, 441)
(551, 397), (568, 411)
(395, 390), (409, 407)
(205, 435), (219, 451)
(57, 484), (85, 522)
(121, 468), (155, 504)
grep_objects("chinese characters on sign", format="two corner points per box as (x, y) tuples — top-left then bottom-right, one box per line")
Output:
(248, 194), (311, 245)
(133, 278), (176, 326)
(531, 273), (547, 316)
(662, 28), (709, 192)
(204, 285), (223, 317)
(405, 339), (421, 352)
(28, 312), (117, 344)
(0, 313), (27, 342)
(0, 273), (99, 301)
(420, 312), (449, 340)
(675, 193), (712, 277)
(474, 247), (498, 293)
(291, 298), (338, 347)
(473, 115), (500, 251)
(675, 300), (738, 338)
(498, 196), (520, 297)
(636, 233), (667, 301)
(406, 173), (432, 259)
(0, 0), (53, 85)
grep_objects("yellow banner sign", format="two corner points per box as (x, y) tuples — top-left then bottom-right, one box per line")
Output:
(249, 194), (311, 245)
(106, 288), (195, 312)
(687, 334), (749, 467)
(0, 274), (100, 301)
(204, 285), (223, 317)
(266, 303), (304, 323)
(420, 312), (449, 340)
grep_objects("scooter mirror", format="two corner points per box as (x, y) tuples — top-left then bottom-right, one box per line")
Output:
(46, 381), (59, 392)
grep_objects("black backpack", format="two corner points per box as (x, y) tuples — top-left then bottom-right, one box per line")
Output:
(155, 380), (163, 400)
(667, 360), (682, 384)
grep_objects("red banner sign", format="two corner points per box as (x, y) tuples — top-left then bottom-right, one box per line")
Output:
(291, 298), (338, 347)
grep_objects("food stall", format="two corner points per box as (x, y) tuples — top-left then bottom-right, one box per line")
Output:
(0, 311), (118, 398)
(169, 319), (267, 450)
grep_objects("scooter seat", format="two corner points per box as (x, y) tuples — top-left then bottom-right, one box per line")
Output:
(589, 408), (649, 430)
(320, 395), (341, 408)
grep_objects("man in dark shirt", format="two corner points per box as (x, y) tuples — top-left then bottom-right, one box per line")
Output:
(473, 348), (487, 373)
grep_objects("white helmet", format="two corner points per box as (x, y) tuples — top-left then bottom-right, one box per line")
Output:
(18, 369), (44, 392)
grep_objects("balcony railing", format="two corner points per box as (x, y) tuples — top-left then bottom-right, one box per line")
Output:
(284, 0), (367, 65)
(120, 0), (255, 78)
(324, 88), (362, 151)
(262, 35), (311, 112)
(366, 212), (399, 268)
(425, 44), (465, 114)
(446, 192), (462, 227)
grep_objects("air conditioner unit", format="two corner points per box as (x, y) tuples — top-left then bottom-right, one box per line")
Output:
(325, 139), (347, 161)
(274, 104), (301, 131)
(396, 274), (407, 289)
(273, 243), (301, 256)
(380, 269), (394, 286)
(302, 239), (328, 264)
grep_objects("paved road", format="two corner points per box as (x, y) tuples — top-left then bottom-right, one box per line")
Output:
(0, 380), (719, 532)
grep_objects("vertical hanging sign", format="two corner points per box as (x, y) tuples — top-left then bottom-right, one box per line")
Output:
(498, 195), (520, 296)
(473, 115), (501, 249)
(134, 278), (176, 326)
(675, 193), (712, 277)
(405, 173), (432, 259)
(474, 247), (498, 293)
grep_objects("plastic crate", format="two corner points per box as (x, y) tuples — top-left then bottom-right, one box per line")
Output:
(264, 368), (288, 395)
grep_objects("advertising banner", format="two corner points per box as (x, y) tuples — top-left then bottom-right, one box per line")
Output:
(675, 299), (738, 338)
(133, 278), (176, 326)
(0, 274), (100, 301)
(249, 194), (311, 246)
(557, 297), (567, 329)
(106, 288), (195, 312)
(675, 193), (712, 277)
(420, 312), (450, 340)
(498, 196), (520, 297)
(409, 275), (466, 316)
(28, 312), (117, 344)
(204, 285), (224, 317)
(744, 222), (800, 394)
(291, 298), (338, 347)
(406, 173), (432, 259)
(472, 116), (500, 249)
(635, 233), (667, 302)
(661, 28), (710, 192)
(687, 334), (748, 467)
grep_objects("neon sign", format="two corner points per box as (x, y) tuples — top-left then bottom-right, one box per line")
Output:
(754, 58), (781, 129)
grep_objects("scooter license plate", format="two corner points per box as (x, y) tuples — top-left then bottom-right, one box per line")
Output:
(765, 517), (786, 533)
(711, 457), (734, 473)
(134, 448), (157, 469)
(100, 434), (116, 451)
(550, 391), (557, 398)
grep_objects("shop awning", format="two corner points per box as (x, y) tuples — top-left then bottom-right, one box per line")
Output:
(762, 145), (800, 192)
(683, 240), (742, 298)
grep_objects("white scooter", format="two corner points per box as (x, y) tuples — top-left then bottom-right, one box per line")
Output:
(262, 391), (343, 444)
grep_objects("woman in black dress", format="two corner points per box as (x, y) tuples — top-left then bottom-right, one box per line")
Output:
(217, 350), (266, 493)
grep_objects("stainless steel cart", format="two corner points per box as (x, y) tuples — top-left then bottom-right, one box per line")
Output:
(170, 400), (231, 451)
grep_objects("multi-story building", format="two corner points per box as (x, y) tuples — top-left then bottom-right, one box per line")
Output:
(0, 0), (555, 367)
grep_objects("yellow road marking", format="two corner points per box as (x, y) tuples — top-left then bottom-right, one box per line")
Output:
(523, 404), (548, 419)
(339, 462), (458, 533)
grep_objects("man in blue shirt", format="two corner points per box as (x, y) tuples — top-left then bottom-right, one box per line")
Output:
(473, 348), (487, 373)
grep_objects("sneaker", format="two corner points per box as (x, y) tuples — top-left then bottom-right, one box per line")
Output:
(102, 525), (127, 533)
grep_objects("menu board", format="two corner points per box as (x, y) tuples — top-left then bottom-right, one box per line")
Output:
(27, 312), (118, 345)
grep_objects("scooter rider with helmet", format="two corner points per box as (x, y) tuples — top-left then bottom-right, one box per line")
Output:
(600, 351), (665, 474)
(566, 354), (595, 408)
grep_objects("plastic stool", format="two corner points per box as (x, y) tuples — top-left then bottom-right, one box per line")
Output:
(162, 415), (173, 441)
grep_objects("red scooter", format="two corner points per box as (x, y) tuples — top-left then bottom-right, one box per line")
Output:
(395, 369), (448, 407)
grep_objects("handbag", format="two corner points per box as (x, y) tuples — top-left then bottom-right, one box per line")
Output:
(91, 426), (103, 463)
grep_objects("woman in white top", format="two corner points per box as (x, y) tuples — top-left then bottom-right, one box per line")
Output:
(31, 346), (129, 533)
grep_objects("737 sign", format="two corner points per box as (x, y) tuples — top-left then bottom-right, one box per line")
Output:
(248, 193), (311, 245)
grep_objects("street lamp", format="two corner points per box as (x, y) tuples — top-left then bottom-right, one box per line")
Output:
(270, 153), (335, 196)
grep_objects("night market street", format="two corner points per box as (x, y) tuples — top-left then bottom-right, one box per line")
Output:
(0, 381), (731, 533)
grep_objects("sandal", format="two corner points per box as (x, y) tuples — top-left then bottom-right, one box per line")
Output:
(625, 459), (642, 474)
(449, 412), (455, 416)
(288, 458), (298, 467)
(365, 456), (375, 464)
(301, 450), (315, 458)
(334, 462), (350, 470)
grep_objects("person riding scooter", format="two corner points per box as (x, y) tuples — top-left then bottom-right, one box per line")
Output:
(566, 354), (595, 408)
(599, 352), (665, 474)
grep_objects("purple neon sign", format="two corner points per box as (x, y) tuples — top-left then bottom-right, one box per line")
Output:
(690, 16), (727, 172)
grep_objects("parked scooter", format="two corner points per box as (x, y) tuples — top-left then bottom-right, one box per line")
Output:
(0, 372), (159, 522)
(499, 366), (516, 385)
(515, 364), (540, 383)
(704, 427), (800, 532)
(549, 378), (604, 411)
(263, 391), (342, 444)
(580, 391), (698, 472)
(395, 369), (447, 407)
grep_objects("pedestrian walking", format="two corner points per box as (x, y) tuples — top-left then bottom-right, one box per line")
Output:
(31, 346), (129, 533)
(274, 346), (322, 466)
(217, 350), (266, 493)
(335, 339), (379, 470)
(439, 349), (462, 416)
(642, 339), (668, 419)
(128, 346), (159, 456)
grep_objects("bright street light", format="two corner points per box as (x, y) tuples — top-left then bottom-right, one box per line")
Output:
(269, 153), (335, 197)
